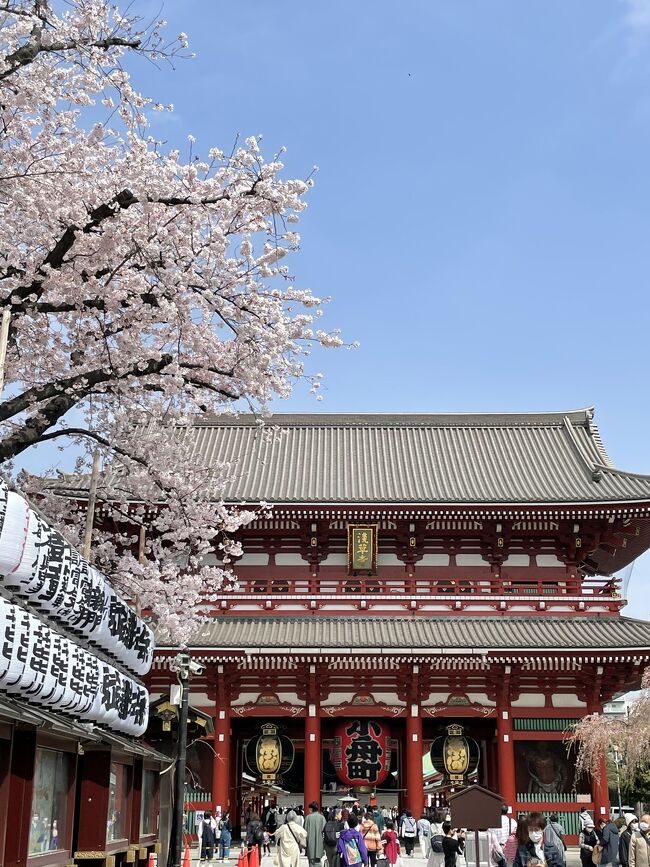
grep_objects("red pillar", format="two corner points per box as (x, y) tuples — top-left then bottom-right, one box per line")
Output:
(304, 707), (322, 809)
(592, 749), (610, 819)
(213, 705), (231, 813)
(406, 709), (424, 817)
(497, 707), (516, 810)
(588, 694), (611, 820)
(487, 735), (499, 791)
(4, 729), (36, 867)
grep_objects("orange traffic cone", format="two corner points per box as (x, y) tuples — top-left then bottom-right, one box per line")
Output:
(148, 854), (157, 867)
(182, 847), (191, 867)
(248, 847), (259, 867)
(237, 846), (249, 867)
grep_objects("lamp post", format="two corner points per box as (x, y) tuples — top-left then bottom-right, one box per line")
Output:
(611, 745), (623, 816)
(171, 653), (191, 867)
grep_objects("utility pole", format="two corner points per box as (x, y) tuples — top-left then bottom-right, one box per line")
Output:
(171, 653), (191, 867)
(82, 447), (101, 560)
(0, 307), (11, 397)
(612, 745), (623, 816)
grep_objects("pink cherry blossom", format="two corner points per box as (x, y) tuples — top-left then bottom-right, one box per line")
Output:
(1, 0), (343, 645)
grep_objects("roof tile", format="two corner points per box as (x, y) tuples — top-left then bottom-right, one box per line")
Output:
(184, 615), (650, 652)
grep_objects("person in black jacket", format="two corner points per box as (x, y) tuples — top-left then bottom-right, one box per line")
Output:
(513, 815), (563, 867)
(579, 821), (601, 867)
(441, 823), (465, 867)
(246, 812), (265, 860)
(619, 817), (639, 867)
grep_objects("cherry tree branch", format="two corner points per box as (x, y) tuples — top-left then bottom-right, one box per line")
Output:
(36, 426), (150, 469)
(1, 33), (141, 80)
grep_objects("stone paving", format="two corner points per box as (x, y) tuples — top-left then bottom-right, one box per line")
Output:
(191, 847), (582, 867)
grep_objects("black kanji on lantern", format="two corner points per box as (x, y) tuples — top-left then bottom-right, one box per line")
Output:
(344, 719), (384, 783)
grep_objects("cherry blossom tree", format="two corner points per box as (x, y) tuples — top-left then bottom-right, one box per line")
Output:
(0, 0), (343, 644)
(566, 672), (650, 785)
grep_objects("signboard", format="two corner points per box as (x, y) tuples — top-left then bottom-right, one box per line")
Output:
(331, 719), (391, 788)
(347, 525), (378, 575)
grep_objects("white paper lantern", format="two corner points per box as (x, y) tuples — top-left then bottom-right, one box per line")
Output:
(118, 679), (149, 736)
(11, 511), (53, 603)
(0, 605), (30, 689)
(0, 493), (30, 582)
(130, 621), (154, 676)
(19, 616), (56, 702)
(56, 643), (94, 715)
(106, 587), (130, 659)
(0, 597), (12, 681)
(40, 631), (71, 709)
(34, 527), (74, 617)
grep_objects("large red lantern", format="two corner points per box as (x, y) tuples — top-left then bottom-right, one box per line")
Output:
(331, 719), (391, 788)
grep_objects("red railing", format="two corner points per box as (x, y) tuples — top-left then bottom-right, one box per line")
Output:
(228, 569), (619, 598)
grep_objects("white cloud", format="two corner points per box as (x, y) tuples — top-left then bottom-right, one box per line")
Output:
(622, 0), (650, 32)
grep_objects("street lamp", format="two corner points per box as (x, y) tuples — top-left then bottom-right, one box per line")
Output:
(611, 745), (623, 816)
(170, 654), (204, 867)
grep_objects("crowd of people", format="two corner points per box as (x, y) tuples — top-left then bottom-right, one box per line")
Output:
(193, 802), (650, 867)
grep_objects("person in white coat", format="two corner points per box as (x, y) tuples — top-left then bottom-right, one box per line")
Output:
(274, 810), (307, 867)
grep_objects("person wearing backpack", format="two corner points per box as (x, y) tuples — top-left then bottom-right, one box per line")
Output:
(218, 812), (232, 862)
(246, 812), (265, 861)
(324, 810), (345, 867)
(338, 814), (370, 867)
(418, 813), (432, 858)
(545, 814), (567, 867)
(400, 811), (418, 857)
(198, 811), (219, 865)
(427, 812), (446, 867)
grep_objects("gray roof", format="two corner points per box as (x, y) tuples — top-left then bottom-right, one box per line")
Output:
(182, 615), (650, 653)
(170, 407), (650, 505)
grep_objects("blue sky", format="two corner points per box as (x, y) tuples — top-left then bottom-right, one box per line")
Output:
(28, 1), (650, 613)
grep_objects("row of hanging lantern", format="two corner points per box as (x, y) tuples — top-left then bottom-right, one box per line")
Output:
(0, 486), (153, 676)
(0, 481), (153, 737)
(0, 598), (149, 735)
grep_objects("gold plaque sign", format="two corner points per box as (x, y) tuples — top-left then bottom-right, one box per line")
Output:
(347, 524), (378, 575)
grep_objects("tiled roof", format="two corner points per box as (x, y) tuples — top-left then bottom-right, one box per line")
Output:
(181, 615), (650, 653)
(46, 407), (650, 506)
(173, 407), (650, 505)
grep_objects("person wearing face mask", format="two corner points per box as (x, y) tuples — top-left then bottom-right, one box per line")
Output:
(513, 816), (563, 867)
(580, 821), (602, 867)
(601, 815), (620, 867)
(629, 816), (650, 867)
(619, 816), (638, 867)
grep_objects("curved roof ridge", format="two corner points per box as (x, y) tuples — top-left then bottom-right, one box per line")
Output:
(562, 414), (601, 479)
(188, 407), (596, 428)
(594, 464), (650, 481)
(586, 411), (616, 469)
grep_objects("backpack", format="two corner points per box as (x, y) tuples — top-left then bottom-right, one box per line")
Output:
(253, 823), (264, 844)
(403, 818), (417, 838)
(431, 835), (445, 854)
(324, 821), (340, 848)
(345, 837), (363, 865)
